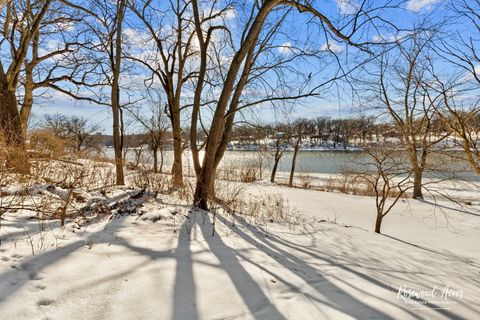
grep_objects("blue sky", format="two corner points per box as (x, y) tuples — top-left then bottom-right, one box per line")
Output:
(18, 0), (478, 133)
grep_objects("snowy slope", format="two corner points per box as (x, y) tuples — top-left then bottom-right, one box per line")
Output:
(0, 185), (479, 320)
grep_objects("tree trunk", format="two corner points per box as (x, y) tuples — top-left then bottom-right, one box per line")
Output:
(288, 138), (301, 187)
(193, 180), (209, 210)
(134, 148), (142, 168)
(111, 0), (126, 185)
(112, 103), (124, 184)
(159, 148), (164, 173)
(193, 167), (214, 210)
(192, 112), (225, 210)
(406, 144), (423, 199)
(0, 83), (29, 172)
(0, 0), (50, 162)
(462, 137), (480, 175)
(152, 147), (158, 173)
(191, 0), (278, 209)
(412, 168), (423, 199)
(271, 157), (280, 183)
(0, 87), (22, 145)
(170, 107), (183, 187)
(271, 140), (283, 183)
(171, 139), (183, 185)
(374, 212), (383, 234)
(19, 68), (33, 140)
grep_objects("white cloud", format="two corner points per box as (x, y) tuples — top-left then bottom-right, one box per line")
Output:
(320, 41), (344, 53)
(372, 31), (413, 43)
(123, 28), (155, 48)
(474, 65), (480, 76)
(335, 0), (358, 14)
(278, 42), (292, 55)
(223, 7), (236, 20)
(372, 35), (385, 43)
(55, 21), (76, 32)
(202, 7), (236, 22)
(406, 0), (442, 12)
(461, 64), (480, 82)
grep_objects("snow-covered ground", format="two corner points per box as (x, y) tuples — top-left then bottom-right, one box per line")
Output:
(0, 178), (479, 319)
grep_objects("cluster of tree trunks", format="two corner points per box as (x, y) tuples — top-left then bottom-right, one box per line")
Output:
(2, 0), (479, 212)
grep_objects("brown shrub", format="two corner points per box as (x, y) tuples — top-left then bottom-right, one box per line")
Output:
(29, 129), (67, 158)
(324, 170), (408, 198)
(298, 173), (313, 189)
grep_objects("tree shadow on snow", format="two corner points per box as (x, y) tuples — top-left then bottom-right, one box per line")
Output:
(215, 212), (472, 320)
(0, 207), (477, 320)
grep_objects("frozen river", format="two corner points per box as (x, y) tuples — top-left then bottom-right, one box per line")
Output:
(106, 148), (478, 180)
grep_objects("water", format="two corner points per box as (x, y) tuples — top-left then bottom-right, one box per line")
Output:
(108, 148), (478, 181)
(112, 148), (370, 173)
(222, 150), (370, 174)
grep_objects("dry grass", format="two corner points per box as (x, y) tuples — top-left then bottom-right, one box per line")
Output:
(131, 165), (170, 195)
(298, 173), (313, 189)
(323, 170), (408, 198)
(0, 152), (120, 227)
(217, 158), (265, 183)
(212, 180), (297, 225)
(29, 158), (116, 192)
(1, 141), (297, 232)
(29, 129), (66, 159)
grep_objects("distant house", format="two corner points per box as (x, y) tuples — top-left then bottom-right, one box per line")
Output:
(273, 132), (286, 139)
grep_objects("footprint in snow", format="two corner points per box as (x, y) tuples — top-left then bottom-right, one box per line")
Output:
(28, 272), (44, 281)
(30, 284), (46, 292)
(21, 262), (35, 270)
(11, 253), (23, 259)
(37, 298), (55, 307)
(1, 256), (10, 262)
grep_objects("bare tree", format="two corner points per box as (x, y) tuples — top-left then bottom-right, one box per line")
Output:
(127, 0), (209, 186)
(441, 107), (480, 175)
(358, 144), (412, 233)
(270, 126), (288, 183)
(288, 119), (307, 187)
(378, 32), (449, 199)
(437, 0), (480, 86)
(60, 0), (128, 185)
(123, 133), (145, 169)
(127, 99), (169, 173)
(111, 0), (127, 185)
(67, 117), (101, 154)
(424, 70), (480, 175)
(42, 114), (101, 153)
(189, 0), (392, 209)
(431, 0), (480, 174)
(0, 0), (52, 169)
(17, 2), (83, 138)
